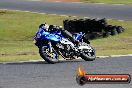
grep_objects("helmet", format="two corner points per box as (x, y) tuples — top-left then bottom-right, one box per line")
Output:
(39, 23), (49, 31)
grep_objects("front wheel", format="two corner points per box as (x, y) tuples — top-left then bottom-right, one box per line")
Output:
(39, 46), (59, 64)
(80, 48), (96, 61)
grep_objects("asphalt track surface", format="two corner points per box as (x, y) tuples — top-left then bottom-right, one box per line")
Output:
(0, 0), (132, 20)
(0, 56), (132, 88)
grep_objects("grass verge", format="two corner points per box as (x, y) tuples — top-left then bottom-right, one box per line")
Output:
(92, 20), (132, 56)
(81, 0), (132, 4)
(0, 10), (132, 62)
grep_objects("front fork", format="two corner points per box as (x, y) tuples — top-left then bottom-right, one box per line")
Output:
(48, 42), (53, 53)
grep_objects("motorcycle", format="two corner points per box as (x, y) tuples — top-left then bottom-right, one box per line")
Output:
(33, 24), (96, 64)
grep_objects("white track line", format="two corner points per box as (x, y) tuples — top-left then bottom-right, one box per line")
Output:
(0, 9), (127, 21)
(1, 54), (132, 64)
(110, 54), (132, 57)
(55, 1), (61, 3)
(118, 20), (124, 22)
(27, 0), (126, 6)
(28, 0), (41, 1)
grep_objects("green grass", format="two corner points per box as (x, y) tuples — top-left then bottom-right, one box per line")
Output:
(0, 10), (132, 62)
(81, 0), (132, 4)
(92, 20), (132, 56)
(0, 55), (40, 62)
(0, 10), (69, 41)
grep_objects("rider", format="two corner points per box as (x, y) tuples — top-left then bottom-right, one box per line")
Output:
(39, 23), (90, 45)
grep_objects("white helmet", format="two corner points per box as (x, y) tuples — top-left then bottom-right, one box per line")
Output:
(42, 23), (49, 31)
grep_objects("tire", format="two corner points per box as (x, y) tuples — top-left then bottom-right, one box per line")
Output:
(117, 29), (122, 33)
(103, 32), (110, 38)
(39, 46), (59, 64)
(80, 48), (96, 61)
(111, 28), (118, 35)
(116, 26), (124, 33)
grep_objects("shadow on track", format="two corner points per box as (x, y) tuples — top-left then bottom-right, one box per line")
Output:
(0, 59), (85, 65)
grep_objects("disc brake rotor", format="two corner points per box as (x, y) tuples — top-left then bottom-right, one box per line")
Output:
(44, 48), (55, 58)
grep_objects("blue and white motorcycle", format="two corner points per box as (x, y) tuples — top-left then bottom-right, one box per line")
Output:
(33, 24), (96, 64)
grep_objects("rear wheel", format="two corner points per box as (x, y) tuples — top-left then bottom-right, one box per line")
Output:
(39, 46), (59, 64)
